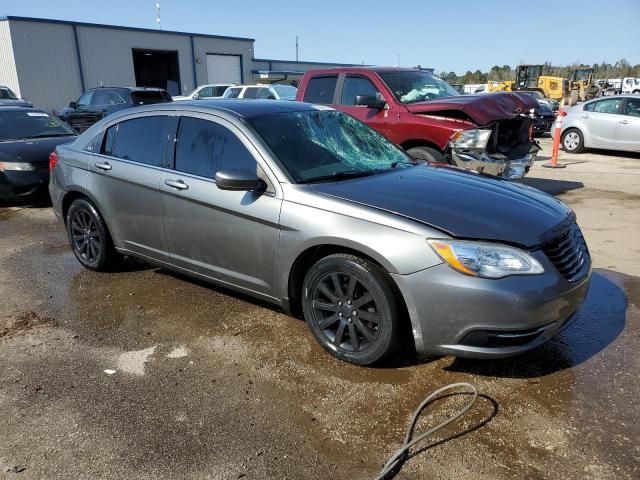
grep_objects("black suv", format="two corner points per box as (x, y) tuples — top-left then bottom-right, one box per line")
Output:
(59, 87), (172, 132)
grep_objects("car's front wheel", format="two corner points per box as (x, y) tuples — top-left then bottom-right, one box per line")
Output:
(561, 128), (584, 153)
(406, 146), (447, 164)
(66, 198), (119, 271)
(302, 254), (402, 365)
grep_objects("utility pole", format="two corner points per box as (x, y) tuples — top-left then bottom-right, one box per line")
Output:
(156, 3), (161, 30)
(295, 35), (299, 62)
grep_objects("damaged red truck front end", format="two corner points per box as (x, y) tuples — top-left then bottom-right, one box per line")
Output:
(296, 67), (541, 179)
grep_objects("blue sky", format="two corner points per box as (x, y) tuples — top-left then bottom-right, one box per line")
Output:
(4, 0), (640, 72)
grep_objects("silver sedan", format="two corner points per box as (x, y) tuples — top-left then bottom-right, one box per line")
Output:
(557, 95), (640, 153)
(49, 100), (591, 366)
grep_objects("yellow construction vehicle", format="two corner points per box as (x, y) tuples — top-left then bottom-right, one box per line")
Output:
(512, 64), (568, 102)
(486, 80), (514, 92)
(568, 67), (601, 105)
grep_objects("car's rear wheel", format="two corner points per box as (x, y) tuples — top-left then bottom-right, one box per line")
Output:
(66, 198), (118, 271)
(406, 146), (447, 164)
(561, 128), (584, 153)
(302, 254), (402, 365)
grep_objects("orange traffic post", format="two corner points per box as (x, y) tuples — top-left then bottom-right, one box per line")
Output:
(543, 100), (567, 169)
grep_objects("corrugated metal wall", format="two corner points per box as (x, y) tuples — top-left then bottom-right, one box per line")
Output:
(0, 20), (20, 96)
(76, 26), (193, 93)
(3, 17), (355, 113)
(9, 20), (83, 113)
(193, 36), (253, 86)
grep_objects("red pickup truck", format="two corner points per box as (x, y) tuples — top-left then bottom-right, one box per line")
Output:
(295, 67), (540, 179)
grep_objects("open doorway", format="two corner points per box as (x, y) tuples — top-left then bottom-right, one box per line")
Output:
(132, 49), (181, 96)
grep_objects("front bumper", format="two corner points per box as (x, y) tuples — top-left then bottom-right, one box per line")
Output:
(391, 250), (591, 358)
(450, 149), (537, 180)
(0, 169), (50, 201)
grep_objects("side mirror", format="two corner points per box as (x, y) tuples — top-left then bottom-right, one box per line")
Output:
(69, 101), (77, 109)
(355, 94), (386, 110)
(215, 169), (266, 191)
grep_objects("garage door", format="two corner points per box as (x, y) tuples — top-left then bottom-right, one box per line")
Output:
(206, 54), (242, 84)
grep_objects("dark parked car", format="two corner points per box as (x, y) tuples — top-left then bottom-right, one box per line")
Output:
(58, 86), (172, 133)
(50, 100), (590, 366)
(532, 102), (556, 135)
(0, 85), (32, 107)
(0, 107), (76, 201)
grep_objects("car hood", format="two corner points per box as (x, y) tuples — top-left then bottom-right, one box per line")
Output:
(404, 92), (539, 126)
(309, 165), (572, 248)
(0, 136), (77, 165)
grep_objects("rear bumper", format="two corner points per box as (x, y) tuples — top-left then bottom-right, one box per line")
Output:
(0, 169), (49, 201)
(391, 251), (591, 358)
(450, 149), (537, 180)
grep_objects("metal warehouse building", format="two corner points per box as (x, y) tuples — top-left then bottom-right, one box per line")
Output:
(0, 16), (354, 112)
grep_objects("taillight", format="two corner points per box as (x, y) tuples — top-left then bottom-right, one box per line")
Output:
(49, 151), (58, 171)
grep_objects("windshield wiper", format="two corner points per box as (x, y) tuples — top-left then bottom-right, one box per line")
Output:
(301, 170), (379, 184)
(21, 133), (75, 139)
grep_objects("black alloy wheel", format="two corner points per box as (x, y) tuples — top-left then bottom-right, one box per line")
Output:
(302, 254), (402, 365)
(66, 198), (118, 271)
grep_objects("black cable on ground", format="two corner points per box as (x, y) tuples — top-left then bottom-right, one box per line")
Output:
(374, 382), (479, 480)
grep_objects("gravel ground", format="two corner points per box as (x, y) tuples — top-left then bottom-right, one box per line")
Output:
(0, 137), (638, 479)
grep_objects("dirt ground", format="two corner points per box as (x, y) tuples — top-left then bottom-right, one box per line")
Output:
(1, 137), (638, 479)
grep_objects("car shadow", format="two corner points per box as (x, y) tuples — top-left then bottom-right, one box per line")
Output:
(445, 270), (626, 378)
(518, 176), (584, 195)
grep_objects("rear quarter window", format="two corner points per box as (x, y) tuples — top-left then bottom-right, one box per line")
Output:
(303, 76), (338, 104)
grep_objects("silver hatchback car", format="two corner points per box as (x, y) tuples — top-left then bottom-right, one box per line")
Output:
(50, 100), (591, 365)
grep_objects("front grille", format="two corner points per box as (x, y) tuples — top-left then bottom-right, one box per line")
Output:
(542, 223), (590, 282)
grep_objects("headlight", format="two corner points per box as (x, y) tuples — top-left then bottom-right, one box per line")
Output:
(450, 129), (492, 149)
(428, 239), (544, 278)
(0, 162), (35, 171)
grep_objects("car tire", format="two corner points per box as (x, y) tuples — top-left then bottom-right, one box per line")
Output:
(561, 128), (584, 153)
(302, 253), (403, 366)
(66, 198), (119, 271)
(569, 90), (579, 106)
(406, 146), (447, 164)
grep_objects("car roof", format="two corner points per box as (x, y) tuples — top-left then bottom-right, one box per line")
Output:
(302, 66), (432, 74)
(0, 105), (45, 113)
(88, 86), (167, 92)
(125, 99), (319, 119)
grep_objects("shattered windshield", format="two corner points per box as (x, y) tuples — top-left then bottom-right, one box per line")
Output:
(248, 109), (413, 183)
(378, 71), (460, 104)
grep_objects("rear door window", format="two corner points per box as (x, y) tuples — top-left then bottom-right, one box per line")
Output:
(174, 116), (256, 178)
(339, 76), (380, 105)
(243, 88), (260, 99)
(303, 76), (338, 104)
(92, 90), (125, 106)
(624, 98), (640, 117)
(102, 116), (172, 167)
(225, 87), (242, 98)
(130, 91), (169, 105)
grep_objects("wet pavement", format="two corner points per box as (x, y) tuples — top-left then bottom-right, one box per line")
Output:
(1, 142), (639, 479)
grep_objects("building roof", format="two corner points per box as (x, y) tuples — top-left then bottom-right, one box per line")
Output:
(0, 15), (254, 42)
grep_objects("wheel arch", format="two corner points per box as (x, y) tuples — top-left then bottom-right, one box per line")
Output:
(285, 243), (409, 324)
(61, 189), (119, 247)
(400, 139), (445, 153)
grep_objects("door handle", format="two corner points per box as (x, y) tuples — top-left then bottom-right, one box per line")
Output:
(165, 179), (189, 190)
(581, 115), (589, 119)
(95, 161), (112, 171)
(619, 119), (629, 125)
